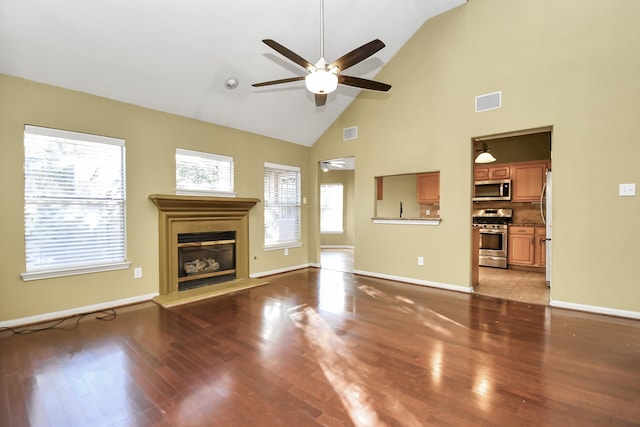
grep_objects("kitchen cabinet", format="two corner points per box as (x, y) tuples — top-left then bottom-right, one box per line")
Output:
(474, 164), (510, 181)
(508, 225), (546, 268)
(376, 177), (383, 200)
(534, 227), (546, 268)
(417, 172), (440, 203)
(508, 226), (535, 266)
(511, 160), (548, 202)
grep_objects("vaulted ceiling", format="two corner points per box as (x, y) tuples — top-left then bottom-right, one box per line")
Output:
(0, 0), (466, 146)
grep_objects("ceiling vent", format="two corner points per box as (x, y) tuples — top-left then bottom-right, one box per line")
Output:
(475, 91), (502, 112)
(343, 126), (358, 141)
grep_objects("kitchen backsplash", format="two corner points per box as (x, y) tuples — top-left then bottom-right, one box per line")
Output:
(473, 201), (545, 225)
(418, 203), (440, 218)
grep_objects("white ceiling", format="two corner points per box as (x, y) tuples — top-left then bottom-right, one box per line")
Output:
(0, 0), (466, 147)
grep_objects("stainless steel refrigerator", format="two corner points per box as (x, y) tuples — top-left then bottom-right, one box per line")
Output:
(541, 170), (552, 287)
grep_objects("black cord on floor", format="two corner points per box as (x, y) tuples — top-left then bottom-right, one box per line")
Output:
(0, 308), (117, 337)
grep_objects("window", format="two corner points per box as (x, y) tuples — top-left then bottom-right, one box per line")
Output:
(320, 184), (344, 233)
(176, 148), (235, 196)
(22, 125), (128, 280)
(264, 163), (301, 249)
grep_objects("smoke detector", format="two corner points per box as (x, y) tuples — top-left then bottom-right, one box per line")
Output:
(225, 78), (239, 90)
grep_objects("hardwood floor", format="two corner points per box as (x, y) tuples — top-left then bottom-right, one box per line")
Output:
(1, 268), (639, 426)
(320, 248), (354, 273)
(321, 249), (549, 305)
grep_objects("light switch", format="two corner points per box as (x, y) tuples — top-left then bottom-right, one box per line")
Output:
(619, 183), (636, 197)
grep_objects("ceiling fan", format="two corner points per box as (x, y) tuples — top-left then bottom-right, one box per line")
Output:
(252, 0), (392, 107)
(320, 159), (346, 171)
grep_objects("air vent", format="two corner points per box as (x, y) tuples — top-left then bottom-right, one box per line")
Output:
(343, 126), (358, 141)
(475, 91), (502, 112)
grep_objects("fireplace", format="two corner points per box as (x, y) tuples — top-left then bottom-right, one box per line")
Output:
(178, 230), (236, 291)
(149, 194), (268, 308)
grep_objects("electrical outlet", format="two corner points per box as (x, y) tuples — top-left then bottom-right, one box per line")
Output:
(284, 248), (289, 256)
(619, 183), (636, 196)
(134, 267), (142, 279)
(425, 209), (430, 216)
(418, 256), (424, 266)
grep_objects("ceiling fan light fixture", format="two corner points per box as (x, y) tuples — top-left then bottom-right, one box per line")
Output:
(305, 70), (338, 94)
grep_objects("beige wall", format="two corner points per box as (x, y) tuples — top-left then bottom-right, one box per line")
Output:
(0, 74), (310, 321)
(319, 169), (355, 247)
(311, 0), (640, 313)
(3, 0), (639, 321)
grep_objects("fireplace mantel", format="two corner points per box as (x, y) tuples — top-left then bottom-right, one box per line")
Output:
(149, 194), (260, 212)
(149, 194), (267, 308)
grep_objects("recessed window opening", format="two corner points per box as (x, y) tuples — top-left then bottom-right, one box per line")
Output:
(263, 162), (301, 249)
(176, 148), (235, 197)
(320, 183), (344, 234)
(22, 125), (128, 280)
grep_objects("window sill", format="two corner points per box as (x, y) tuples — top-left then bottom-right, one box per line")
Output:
(264, 242), (303, 251)
(21, 261), (132, 281)
(175, 190), (237, 198)
(371, 217), (441, 226)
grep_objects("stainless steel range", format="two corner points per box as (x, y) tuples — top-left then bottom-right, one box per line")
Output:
(473, 208), (512, 268)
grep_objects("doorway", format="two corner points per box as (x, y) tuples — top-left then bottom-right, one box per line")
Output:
(471, 127), (552, 305)
(320, 248), (354, 273)
(319, 157), (355, 273)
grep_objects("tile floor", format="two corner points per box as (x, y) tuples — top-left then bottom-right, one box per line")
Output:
(321, 249), (550, 306)
(475, 266), (549, 305)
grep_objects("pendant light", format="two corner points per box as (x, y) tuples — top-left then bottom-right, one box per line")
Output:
(475, 142), (496, 164)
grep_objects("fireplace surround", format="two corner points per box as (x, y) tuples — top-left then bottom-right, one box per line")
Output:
(149, 194), (268, 308)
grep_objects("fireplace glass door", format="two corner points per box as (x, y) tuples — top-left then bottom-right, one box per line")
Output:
(177, 231), (236, 291)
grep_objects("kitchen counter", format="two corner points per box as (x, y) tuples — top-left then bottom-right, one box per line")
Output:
(371, 217), (441, 225)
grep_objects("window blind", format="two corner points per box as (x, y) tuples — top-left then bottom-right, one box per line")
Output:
(23, 125), (126, 276)
(176, 148), (234, 196)
(264, 163), (301, 248)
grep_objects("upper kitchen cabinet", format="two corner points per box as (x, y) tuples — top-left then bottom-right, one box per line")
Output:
(474, 164), (510, 181)
(417, 172), (440, 203)
(511, 160), (549, 202)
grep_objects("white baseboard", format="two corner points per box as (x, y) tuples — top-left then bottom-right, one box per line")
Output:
(0, 292), (158, 328)
(353, 269), (473, 294)
(550, 299), (640, 320)
(251, 263), (314, 278)
(320, 245), (355, 249)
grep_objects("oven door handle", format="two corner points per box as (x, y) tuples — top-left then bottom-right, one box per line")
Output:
(479, 229), (505, 234)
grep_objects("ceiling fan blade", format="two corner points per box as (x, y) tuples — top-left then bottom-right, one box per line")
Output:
(252, 76), (305, 87)
(315, 93), (327, 107)
(329, 39), (385, 72)
(338, 75), (391, 92)
(262, 39), (316, 71)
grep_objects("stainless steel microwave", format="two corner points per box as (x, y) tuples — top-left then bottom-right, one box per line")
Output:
(473, 179), (511, 201)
